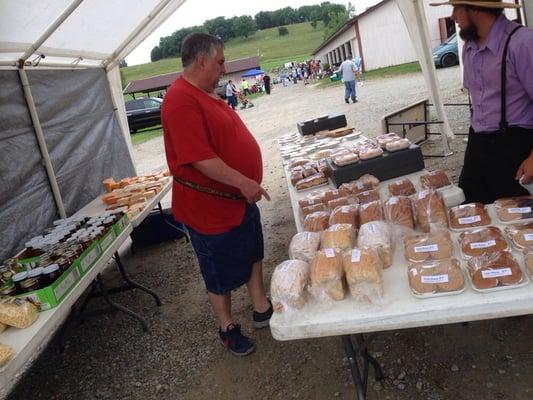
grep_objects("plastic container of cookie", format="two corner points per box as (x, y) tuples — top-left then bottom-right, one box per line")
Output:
(448, 203), (492, 232)
(403, 230), (455, 263)
(407, 258), (467, 298)
(465, 250), (529, 293)
(493, 196), (533, 224)
(457, 226), (509, 259)
(503, 222), (533, 251)
(522, 249), (533, 279)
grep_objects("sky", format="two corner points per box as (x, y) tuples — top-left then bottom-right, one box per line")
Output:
(126, 0), (381, 65)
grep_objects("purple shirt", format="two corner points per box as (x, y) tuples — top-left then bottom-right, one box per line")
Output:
(462, 15), (533, 132)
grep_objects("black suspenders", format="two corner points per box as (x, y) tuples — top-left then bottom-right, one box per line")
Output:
(499, 25), (523, 133)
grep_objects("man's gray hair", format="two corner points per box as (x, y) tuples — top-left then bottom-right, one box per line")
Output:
(181, 33), (224, 67)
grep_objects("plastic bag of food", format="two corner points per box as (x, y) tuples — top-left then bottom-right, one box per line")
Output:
(358, 221), (393, 268)
(386, 138), (411, 152)
(448, 203), (491, 230)
(342, 247), (383, 302)
(303, 211), (330, 232)
(504, 222), (533, 250)
(355, 189), (380, 205)
(384, 196), (414, 229)
(359, 147), (383, 160)
(302, 203), (327, 216)
(289, 158), (313, 170)
(309, 248), (345, 301)
(388, 178), (416, 197)
(419, 169), (451, 189)
(523, 249), (533, 277)
(459, 226), (508, 258)
(298, 191), (325, 210)
(289, 232), (321, 263)
(271, 260), (310, 313)
(359, 200), (384, 225)
(0, 297), (39, 328)
(494, 196), (533, 223)
(403, 230), (453, 263)
(0, 343), (13, 368)
(295, 173), (328, 191)
(408, 258), (465, 296)
(329, 204), (359, 227)
(327, 197), (349, 210)
(340, 174), (380, 195)
(290, 170), (304, 186)
(321, 224), (356, 250)
(376, 133), (400, 149)
(411, 190), (448, 232)
(302, 164), (319, 178)
(324, 188), (349, 203)
(467, 251), (525, 290)
(0, 322), (6, 334)
(333, 153), (359, 167)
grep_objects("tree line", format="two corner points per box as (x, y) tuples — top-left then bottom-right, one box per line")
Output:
(150, 2), (349, 62)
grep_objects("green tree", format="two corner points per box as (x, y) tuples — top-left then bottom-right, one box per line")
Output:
(278, 26), (289, 36)
(254, 11), (273, 30)
(233, 15), (257, 39)
(323, 10), (349, 41)
(150, 46), (162, 62)
(119, 59), (128, 68)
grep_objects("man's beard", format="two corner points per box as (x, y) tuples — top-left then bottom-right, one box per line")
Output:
(459, 16), (479, 42)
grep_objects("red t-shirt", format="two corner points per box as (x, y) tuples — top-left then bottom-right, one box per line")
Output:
(162, 78), (263, 234)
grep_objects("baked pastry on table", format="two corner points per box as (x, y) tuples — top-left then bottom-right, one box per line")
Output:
(408, 258), (465, 296)
(342, 247), (383, 302)
(289, 231), (321, 263)
(358, 221), (393, 268)
(411, 190), (448, 232)
(309, 248), (345, 301)
(448, 202), (491, 230)
(295, 172), (328, 191)
(303, 211), (330, 232)
(359, 200), (384, 225)
(420, 169), (451, 189)
(494, 196), (533, 223)
(321, 223), (356, 250)
(270, 260), (309, 313)
(384, 196), (415, 229)
(504, 222), (533, 250)
(467, 251), (524, 290)
(459, 226), (508, 257)
(327, 196), (350, 210)
(333, 153), (359, 167)
(403, 230), (453, 262)
(329, 204), (359, 227)
(340, 174), (380, 195)
(302, 203), (327, 216)
(388, 178), (416, 197)
(355, 189), (380, 205)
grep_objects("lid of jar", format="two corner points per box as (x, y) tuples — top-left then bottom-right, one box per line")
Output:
(12, 271), (29, 282)
(28, 267), (44, 277)
(43, 264), (60, 273)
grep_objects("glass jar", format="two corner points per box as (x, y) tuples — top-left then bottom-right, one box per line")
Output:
(42, 264), (61, 286)
(0, 282), (17, 296)
(12, 271), (29, 293)
(56, 257), (70, 272)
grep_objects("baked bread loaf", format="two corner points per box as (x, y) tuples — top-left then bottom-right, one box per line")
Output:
(329, 204), (359, 227)
(523, 250), (533, 276)
(504, 222), (533, 250)
(359, 147), (384, 160)
(299, 192), (325, 210)
(494, 196), (533, 222)
(0, 297), (39, 328)
(295, 173), (328, 191)
(386, 138), (411, 152)
(355, 189), (380, 205)
(321, 224), (356, 250)
(467, 251), (524, 290)
(0, 343), (13, 368)
(302, 164), (319, 178)
(342, 247), (383, 302)
(290, 171), (304, 186)
(459, 226), (508, 257)
(340, 174), (380, 195)
(270, 260), (309, 313)
(324, 189), (346, 203)
(408, 258), (464, 295)
(376, 133), (401, 149)
(325, 127), (354, 138)
(309, 249), (345, 301)
(384, 196), (414, 229)
(333, 153), (359, 167)
(359, 200), (384, 225)
(420, 169), (451, 189)
(289, 158), (313, 170)
(448, 203), (491, 230)
(358, 221), (393, 268)
(302, 203), (327, 216)
(404, 230), (453, 262)
(412, 190), (448, 232)
(289, 231), (321, 263)
(388, 178), (416, 197)
(303, 211), (330, 232)
(328, 197), (349, 210)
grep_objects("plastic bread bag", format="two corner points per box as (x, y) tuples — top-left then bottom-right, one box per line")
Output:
(359, 146), (383, 160)
(342, 247), (383, 303)
(289, 158), (313, 170)
(494, 196), (533, 222)
(0, 297), (39, 329)
(419, 169), (451, 189)
(327, 196), (350, 210)
(376, 133), (400, 148)
(303, 211), (330, 232)
(302, 164), (319, 178)
(0, 343), (13, 368)
(448, 202), (491, 230)
(270, 260), (310, 314)
(340, 174), (380, 195)
(295, 172), (328, 191)
(298, 191), (325, 210)
(466, 251), (525, 290)
(359, 200), (384, 225)
(301, 203), (327, 217)
(324, 188), (350, 203)
(289, 231), (321, 263)
(309, 248), (345, 302)
(358, 221), (393, 268)
(384, 196), (415, 230)
(411, 190), (448, 233)
(385, 138), (411, 152)
(388, 178), (416, 197)
(354, 189), (380, 205)
(329, 204), (359, 228)
(333, 153), (359, 167)
(290, 170), (304, 186)
(321, 224), (356, 251)
(458, 226), (508, 258)
(403, 230), (453, 263)
(504, 222), (533, 250)
(407, 258), (465, 296)
(0, 322), (6, 334)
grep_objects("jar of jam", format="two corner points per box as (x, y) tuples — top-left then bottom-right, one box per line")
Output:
(42, 264), (61, 286)
(56, 257), (70, 272)
(0, 282), (17, 296)
(0, 265), (13, 285)
(12, 271), (29, 294)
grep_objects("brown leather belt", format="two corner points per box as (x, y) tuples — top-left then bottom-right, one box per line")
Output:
(173, 176), (245, 200)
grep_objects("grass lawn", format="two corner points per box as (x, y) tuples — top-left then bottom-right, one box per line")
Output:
(130, 126), (163, 145)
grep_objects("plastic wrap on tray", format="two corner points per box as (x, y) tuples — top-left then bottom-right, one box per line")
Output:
(0, 297), (39, 329)
(324, 188), (349, 203)
(384, 196), (414, 229)
(448, 203), (491, 230)
(329, 204), (359, 227)
(317, 158), (331, 177)
(458, 226), (508, 258)
(354, 189), (380, 205)
(388, 178), (416, 197)
(290, 170), (304, 186)
(289, 158), (313, 169)
(376, 133), (401, 149)
(295, 172), (328, 191)
(302, 203), (327, 216)
(271, 260), (310, 313)
(321, 224), (356, 250)
(339, 174), (380, 195)
(311, 149), (334, 160)
(302, 164), (319, 178)
(289, 231), (321, 263)
(494, 196), (533, 222)
(420, 169), (451, 189)
(332, 153), (359, 167)
(504, 222), (533, 250)
(327, 196), (349, 210)
(298, 192), (325, 210)
(408, 258), (465, 296)
(404, 230), (453, 263)
(358, 221), (393, 268)
(303, 211), (330, 232)
(0, 343), (13, 368)
(466, 251), (525, 290)
(309, 248), (345, 301)
(359, 146), (384, 160)
(359, 200), (384, 225)
(386, 138), (411, 152)
(342, 247), (383, 302)
(411, 190), (448, 232)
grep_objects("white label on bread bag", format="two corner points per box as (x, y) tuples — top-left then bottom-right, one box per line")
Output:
(458, 215), (481, 225)
(481, 268), (512, 279)
(304, 232), (311, 241)
(524, 233), (533, 241)
(367, 223), (377, 234)
(342, 207), (350, 214)
(351, 249), (361, 262)
(421, 274), (449, 284)
(470, 240), (496, 249)
(417, 190), (428, 200)
(388, 197), (399, 205)
(356, 181), (365, 189)
(414, 244), (439, 253)
(325, 248), (335, 258)
(508, 207), (532, 214)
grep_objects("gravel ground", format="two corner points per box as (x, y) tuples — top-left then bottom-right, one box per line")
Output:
(9, 66), (533, 400)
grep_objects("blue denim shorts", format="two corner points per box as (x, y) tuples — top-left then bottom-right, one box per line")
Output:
(186, 203), (264, 295)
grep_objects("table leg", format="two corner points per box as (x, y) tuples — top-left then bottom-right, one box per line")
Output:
(114, 252), (162, 306)
(157, 202), (189, 242)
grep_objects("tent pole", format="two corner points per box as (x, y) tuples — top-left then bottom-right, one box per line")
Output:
(18, 67), (67, 218)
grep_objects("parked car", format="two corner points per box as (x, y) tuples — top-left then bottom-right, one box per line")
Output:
(125, 97), (163, 133)
(433, 33), (459, 68)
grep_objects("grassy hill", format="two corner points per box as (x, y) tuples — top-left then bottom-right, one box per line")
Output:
(122, 21), (326, 85)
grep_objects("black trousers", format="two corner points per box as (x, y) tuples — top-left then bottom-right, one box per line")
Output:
(459, 126), (533, 204)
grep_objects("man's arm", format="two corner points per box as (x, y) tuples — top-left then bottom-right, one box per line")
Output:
(191, 158), (270, 203)
(516, 151), (533, 184)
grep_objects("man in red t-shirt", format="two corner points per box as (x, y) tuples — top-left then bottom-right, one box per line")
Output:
(162, 33), (272, 357)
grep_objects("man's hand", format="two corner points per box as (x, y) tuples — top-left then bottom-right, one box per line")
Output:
(516, 153), (533, 184)
(239, 177), (270, 203)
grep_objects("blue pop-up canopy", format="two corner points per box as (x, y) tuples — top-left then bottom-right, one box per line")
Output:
(241, 68), (265, 77)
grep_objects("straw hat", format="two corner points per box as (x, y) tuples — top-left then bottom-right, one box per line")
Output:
(430, 0), (520, 8)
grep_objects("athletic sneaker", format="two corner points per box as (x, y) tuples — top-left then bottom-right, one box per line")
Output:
(252, 300), (273, 329)
(219, 323), (255, 357)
